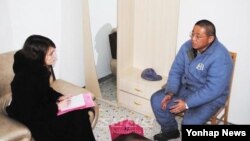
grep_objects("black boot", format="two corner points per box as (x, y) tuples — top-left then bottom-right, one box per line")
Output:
(153, 129), (180, 141)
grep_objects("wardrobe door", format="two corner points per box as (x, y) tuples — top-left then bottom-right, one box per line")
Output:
(82, 0), (102, 98)
(117, 0), (180, 117)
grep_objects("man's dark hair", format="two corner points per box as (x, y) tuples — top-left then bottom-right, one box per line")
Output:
(21, 35), (56, 64)
(195, 19), (216, 37)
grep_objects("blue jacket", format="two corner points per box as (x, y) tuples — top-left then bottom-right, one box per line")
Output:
(164, 38), (233, 108)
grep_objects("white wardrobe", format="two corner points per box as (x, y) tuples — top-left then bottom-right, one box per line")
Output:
(117, 0), (180, 117)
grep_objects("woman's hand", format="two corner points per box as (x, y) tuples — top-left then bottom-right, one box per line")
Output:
(57, 95), (72, 102)
(57, 95), (72, 110)
(57, 99), (71, 110)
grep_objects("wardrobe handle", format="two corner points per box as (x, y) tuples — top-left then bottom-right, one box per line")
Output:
(134, 101), (141, 106)
(134, 88), (141, 92)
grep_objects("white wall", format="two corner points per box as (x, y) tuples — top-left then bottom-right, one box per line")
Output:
(0, 0), (87, 86)
(59, 0), (117, 85)
(0, 0), (116, 87)
(60, 0), (117, 86)
(177, 0), (250, 124)
(60, 0), (85, 86)
(89, 0), (117, 78)
(0, 0), (62, 77)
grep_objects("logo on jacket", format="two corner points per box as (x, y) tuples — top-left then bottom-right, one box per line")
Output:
(196, 63), (204, 70)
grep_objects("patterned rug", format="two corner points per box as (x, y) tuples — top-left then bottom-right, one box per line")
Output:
(93, 75), (182, 141)
(93, 100), (182, 141)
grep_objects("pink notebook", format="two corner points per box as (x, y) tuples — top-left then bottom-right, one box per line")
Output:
(57, 92), (95, 116)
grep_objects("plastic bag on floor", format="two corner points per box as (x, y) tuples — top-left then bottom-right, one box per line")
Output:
(109, 119), (144, 140)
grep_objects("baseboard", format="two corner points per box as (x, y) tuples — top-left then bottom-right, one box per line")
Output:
(82, 73), (115, 88)
(96, 97), (119, 107)
(98, 73), (115, 83)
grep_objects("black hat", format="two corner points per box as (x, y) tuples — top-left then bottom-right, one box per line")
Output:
(141, 68), (162, 81)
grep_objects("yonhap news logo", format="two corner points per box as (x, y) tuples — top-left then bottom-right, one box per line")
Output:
(182, 125), (249, 140)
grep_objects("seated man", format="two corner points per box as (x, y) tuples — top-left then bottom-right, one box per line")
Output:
(151, 19), (233, 141)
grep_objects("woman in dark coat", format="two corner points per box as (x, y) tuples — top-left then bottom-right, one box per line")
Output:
(6, 35), (95, 141)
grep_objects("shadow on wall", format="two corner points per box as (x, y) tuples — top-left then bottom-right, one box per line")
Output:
(94, 23), (113, 78)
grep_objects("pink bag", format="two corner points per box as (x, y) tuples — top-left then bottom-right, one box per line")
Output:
(109, 119), (144, 140)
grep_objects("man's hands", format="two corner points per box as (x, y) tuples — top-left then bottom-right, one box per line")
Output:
(169, 99), (187, 114)
(161, 94), (173, 110)
(161, 93), (187, 114)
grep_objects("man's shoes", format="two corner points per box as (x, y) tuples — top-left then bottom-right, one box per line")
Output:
(153, 129), (180, 141)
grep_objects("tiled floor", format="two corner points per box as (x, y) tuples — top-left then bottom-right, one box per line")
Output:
(98, 75), (117, 102)
(93, 75), (182, 141)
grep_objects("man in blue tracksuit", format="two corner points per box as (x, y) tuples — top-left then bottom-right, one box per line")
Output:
(151, 19), (233, 141)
